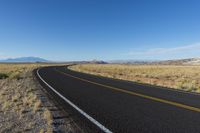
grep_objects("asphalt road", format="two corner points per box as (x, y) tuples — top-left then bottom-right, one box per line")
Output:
(35, 66), (200, 133)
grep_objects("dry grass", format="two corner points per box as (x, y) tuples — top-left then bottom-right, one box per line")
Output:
(69, 64), (200, 93)
(44, 109), (53, 126)
(33, 100), (42, 112)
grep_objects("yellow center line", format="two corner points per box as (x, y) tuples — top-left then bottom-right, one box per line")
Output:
(55, 68), (200, 113)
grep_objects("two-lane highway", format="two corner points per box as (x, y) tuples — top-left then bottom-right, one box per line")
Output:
(36, 66), (200, 133)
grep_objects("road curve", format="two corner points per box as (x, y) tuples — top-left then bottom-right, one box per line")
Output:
(35, 66), (200, 133)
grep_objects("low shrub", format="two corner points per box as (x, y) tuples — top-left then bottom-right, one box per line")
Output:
(9, 71), (22, 80)
(0, 73), (9, 79)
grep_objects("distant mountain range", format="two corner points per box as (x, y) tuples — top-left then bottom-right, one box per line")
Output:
(0, 57), (48, 63)
(108, 58), (200, 65)
(0, 57), (200, 65)
(153, 58), (200, 65)
(108, 60), (155, 64)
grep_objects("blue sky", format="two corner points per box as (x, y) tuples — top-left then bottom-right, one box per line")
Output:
(0, 0), (200, 61)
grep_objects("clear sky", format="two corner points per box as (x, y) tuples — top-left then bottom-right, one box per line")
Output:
(0, 0), (200, 61)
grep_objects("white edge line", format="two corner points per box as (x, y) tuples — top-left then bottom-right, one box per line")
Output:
(37, 68), (112, 133)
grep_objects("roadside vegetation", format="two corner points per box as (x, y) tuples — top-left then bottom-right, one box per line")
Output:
(69, 64), (200, 93)
(0, 63), (79, 133)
